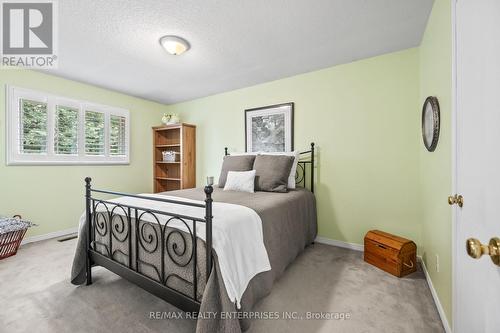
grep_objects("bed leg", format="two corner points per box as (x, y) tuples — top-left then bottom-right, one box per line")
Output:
(85, 177), (93, 286)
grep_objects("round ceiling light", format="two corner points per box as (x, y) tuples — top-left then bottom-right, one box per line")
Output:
(159, 35), (190, 56)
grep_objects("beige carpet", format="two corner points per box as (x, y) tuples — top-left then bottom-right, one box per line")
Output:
(0, 238), (444, 333)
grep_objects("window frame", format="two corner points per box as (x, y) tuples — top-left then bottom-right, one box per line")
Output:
(6, 85), (130, 165)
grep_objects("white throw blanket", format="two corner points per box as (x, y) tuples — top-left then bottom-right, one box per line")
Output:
(77, 194), (271, 308)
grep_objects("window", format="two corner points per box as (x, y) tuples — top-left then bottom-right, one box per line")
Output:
(20, 99), (48, 154)
(7, 86), (130, 165)
(110, 115), (127, 156)
(54, 105), (79, 155)
(85, 110), (105, 156)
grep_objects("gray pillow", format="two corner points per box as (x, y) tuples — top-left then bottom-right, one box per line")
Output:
(253, 155), (295, 192)
(218, 155), (256, 188)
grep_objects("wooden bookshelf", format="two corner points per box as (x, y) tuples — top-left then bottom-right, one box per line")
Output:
(152, 123), (196, 193)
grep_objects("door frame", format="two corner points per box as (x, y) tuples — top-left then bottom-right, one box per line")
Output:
(451, 0), (458, 331)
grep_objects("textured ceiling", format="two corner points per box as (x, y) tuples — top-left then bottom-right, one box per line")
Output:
(42, 0), (434, 104)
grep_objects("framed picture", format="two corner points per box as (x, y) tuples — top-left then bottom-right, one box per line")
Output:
(245, 102), (294, 152)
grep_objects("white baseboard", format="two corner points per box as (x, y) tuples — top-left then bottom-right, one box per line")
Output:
(418, 256), (452, 333)
(21, 227), (78, 245)
(315, 236), (364, 252)
(315, 236), (450, 332)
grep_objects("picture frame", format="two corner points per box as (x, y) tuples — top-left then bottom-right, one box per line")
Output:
(245, 102), (294, 152)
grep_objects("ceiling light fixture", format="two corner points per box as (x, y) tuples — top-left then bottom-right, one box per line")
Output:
(159, 35), (190, 56)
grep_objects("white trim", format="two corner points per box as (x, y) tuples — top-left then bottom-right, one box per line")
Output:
(418, 256), (452, 333)
(315, 236), (364, 252)
(20, 227), (78, 246)
(5, 85), (130, 165)
(6, 160), (130, 166)
(451, 1), (458, 332)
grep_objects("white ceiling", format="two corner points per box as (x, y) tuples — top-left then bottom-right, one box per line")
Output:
(43, 0), (434, 104)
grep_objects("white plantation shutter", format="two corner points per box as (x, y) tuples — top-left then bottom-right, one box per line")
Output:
(54, 105), (79, 155)
(7, 86), (130, 165)
(85, 111), (105, 156)
(19, 99), (48, 154)
(110, 115), (126, 156)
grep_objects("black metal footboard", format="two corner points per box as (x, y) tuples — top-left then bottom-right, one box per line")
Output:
(84, 177), (213, 312)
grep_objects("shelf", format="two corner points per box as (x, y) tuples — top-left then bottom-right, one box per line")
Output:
(155, 177), (181, 181)
(153, 124), (195, 193)
(156, 144), (180, 148)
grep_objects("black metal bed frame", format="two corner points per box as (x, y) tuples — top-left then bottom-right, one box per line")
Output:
(84, 142), (315, 313)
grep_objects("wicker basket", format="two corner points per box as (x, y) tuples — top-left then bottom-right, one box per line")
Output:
(162, 150), (180, 162)
(0, 216), (34, 260)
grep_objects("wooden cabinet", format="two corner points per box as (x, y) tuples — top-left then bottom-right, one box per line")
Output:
(153, 123), (196, 193)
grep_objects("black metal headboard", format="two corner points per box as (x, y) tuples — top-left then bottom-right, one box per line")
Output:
(224, 142), (315, 193)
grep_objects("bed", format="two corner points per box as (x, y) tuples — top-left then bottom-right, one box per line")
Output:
(71, 143), (317, 333)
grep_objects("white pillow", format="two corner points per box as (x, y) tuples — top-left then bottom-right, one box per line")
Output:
(223, 170), (256, 193)
(259, 151), (299, 189)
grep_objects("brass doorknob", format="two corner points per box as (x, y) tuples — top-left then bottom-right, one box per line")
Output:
(448, 194), (464, 207)
(466, 237), (500, 266)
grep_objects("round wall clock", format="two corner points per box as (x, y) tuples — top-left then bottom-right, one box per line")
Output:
(421, 96), (440, 152)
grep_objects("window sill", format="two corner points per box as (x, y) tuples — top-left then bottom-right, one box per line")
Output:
(6, 159), (130, 166)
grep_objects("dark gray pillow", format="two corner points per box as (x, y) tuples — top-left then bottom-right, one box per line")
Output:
(253, 155), (295, 192)
(218, 155), (256, 188)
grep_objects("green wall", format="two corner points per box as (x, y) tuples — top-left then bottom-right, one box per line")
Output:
(0, 70), (168, 237)
(167, 48), (423, 247)
(419, 0), (453, 324)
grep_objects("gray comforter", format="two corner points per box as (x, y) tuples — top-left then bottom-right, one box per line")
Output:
(71, 187), (317, 333)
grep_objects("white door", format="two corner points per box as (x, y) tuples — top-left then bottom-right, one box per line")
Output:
(455, 1), (500, 332)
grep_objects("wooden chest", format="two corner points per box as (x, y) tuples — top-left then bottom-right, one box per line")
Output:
(364, 230), (417, 277)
